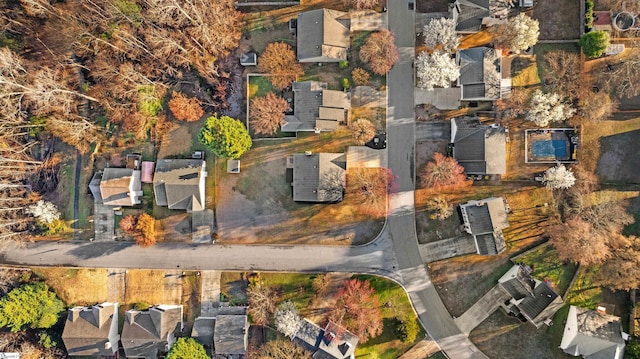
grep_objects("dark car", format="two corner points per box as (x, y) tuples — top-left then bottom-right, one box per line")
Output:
(366, 133), (387, 150)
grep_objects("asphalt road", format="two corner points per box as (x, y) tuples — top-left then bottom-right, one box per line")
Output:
(0, 2), (489, 358)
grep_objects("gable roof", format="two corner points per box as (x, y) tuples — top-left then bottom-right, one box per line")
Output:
(121, 305), (183, 359)
(451, 0), (512, 33)
(89, 168), (142, 206)
(62, 302), (119, 357)
(293, 153), (346, 202)
(153, 159), (206, 212)
(460, 197), (509, 255)
(293, 319), (358, 359)
(561, 306), (625, 359)
(451, 117), (506, 174)
(457, 47), (502, 100)
(283, 81), (350, 133)
(297, 9), (350, 62)
(498, 265), (564, 328)
(214, 313), (249, 355)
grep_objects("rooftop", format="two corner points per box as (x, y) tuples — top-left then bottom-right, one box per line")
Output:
(451, 117), (506, 175)
(297, 8), (350, 63)
(292, 153), (346, 202)
(153, 159), (206, 212)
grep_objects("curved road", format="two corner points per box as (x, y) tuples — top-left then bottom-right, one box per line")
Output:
(0, 2), (488, 358)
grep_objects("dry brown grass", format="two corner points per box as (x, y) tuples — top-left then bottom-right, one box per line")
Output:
(243, 0), (350, 31)
(33, 267), (108, 306)
(125, 269), (165, 304)
(582, 118), (640, 172)
(459, 30), (493, 49)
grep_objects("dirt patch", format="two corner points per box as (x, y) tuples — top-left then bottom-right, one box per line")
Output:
(596, 129), (640, 183)
(533, 0), (581, 40)
(157, 126), (193, 158)
(157, 213), (193, 242)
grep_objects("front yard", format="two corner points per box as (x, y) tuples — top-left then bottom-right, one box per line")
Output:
(215, 130), (385, 245)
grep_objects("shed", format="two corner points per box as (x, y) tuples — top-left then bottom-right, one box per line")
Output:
(239, 52), (257, 66)
(227, 160), (240, 174)
(141, 161), (154, 183)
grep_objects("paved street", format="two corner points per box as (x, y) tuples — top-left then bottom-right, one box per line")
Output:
(0, 2), (489, 358)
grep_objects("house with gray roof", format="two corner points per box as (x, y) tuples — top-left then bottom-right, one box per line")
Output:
(560, 306), (627, 359)
(214, 312), (249, 358)
(451, 116), (506, 175)
(89, 168), (142, 207)
(283, 81), (351, 133)
(291, 153), (346, 203)
(459, 197), (509, 255)
(121, 305), (183, 359)
(450, 0), (512, 33)
(293, 319), (358, 359)
(497, 264), (563, 328)
(456, 47), (506, 101)
(153, 159), (207, 212)
(62, 302), (119, 358)
(297, 9), (350, 63)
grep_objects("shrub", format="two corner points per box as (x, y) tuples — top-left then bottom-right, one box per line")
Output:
(137, 85), (163, 117)
(394, 318), (419, 343)
(339, 60), (349, 69)
(45, 219), (68, 235)
(585, 0), (595, 30)
(38, 331), (58, 349)
(342, 78), (351, 91)
(134, 301), (150, 311)
(579, 30), (610, 58)
(351, 67), (370, 86)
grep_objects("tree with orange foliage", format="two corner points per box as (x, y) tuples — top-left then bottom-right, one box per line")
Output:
(349, 119), (376, 145)
(420, 153), (466, 188)
(348, 168), (395, 218)
(330, 278), (383, 342)
(250, 92), (289, 135)
(168, 92), (204, 122)
(359, 30), (399, 75)
(258, 43), (304, 90)
(119, 215), (137, 233)
(135, 213), (156, 247)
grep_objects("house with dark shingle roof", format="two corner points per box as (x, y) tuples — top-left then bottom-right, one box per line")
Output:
(450, 0), (512, 33)
(62, 302), (119, 358)
(121, 305), (183, 359)
(293, 319), (358, 359)
(213, 312), (249, 358)
(291, 153), (346, 203)
(456, 47), (505, 101)
(497, 264), (563, 328)
(560, 306), (627, 359)
(282, 81), (351, 133)
(450, 116), (506, 175)
(459, 197), (509, 255)
(153, 159), (207, 212)
(297, 9), (350, 63)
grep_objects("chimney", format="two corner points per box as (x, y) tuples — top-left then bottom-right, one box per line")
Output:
(70, 308), (81, 322)
(105, 342), (112, 350)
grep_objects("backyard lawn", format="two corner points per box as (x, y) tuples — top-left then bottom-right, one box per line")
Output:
(514, 243), (578, 295)
(532, 0), (581, 40)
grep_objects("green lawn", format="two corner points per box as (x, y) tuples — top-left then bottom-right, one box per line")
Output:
(563, 266), (603, 309)
(248, 75), (276, 99)
(514, 243), (578, 295)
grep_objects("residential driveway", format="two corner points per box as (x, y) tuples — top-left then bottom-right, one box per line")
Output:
(415, 88), (461, 110)
(419, 236), (477, 263)
(351, 86), (386, 108)
(454, 284), (511, 335)
(350, 10), (387, 31)
(200, 270), (221, 317)
(93, 203), (114, 242)
(399, 337), (441, 359)
(106, 268), (126, 303)
(416, 121), (451, 141)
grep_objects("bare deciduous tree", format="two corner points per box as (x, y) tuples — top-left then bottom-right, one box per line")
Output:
(251, 339), (311, 359)
(542, 51), (581, 101)
(425, 195), (453, 220)
(330, 278), (383, 342)
(347, 168), (395, 218)
(247, 284), (278, 326)
(258, 43), (303, 90)
(348, 0), (380, 10)
(250, 92), (289, 136)
(423, 17), (460, 52)
(349, 118), (376, 145)
(274, 301), (301, 338)
(359, 30), (399, 75)
(420, 153), (466, 188)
